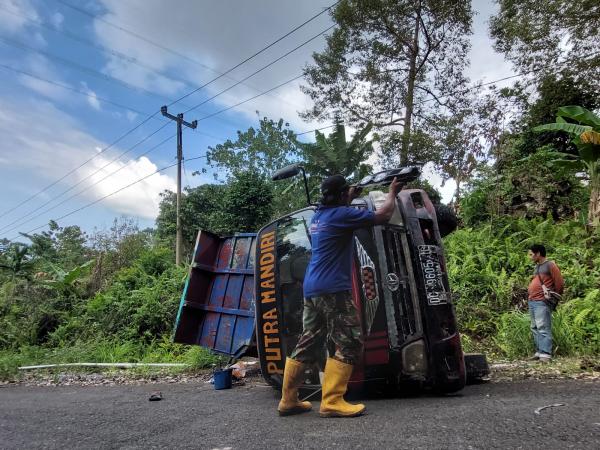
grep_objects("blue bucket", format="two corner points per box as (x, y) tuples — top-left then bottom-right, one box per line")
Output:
(213, 368), (233, 390)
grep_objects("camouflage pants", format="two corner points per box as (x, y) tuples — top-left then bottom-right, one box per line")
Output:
(290, 290), (363, 365)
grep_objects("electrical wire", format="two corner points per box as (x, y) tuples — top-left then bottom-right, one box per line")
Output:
(0, 4), (192, 89)
(0, 1), (339, 219)
(0, 35), (191, 107)
(0, 70), (305, 233)
(7, 153), (209, 242)
(0, 63), (152, 116)
(0, 3), (307, 111)
(0, 26), (334, 231)
(0, 132), (175, 235)
(56, 0), (338, 109)
(196, 74), (305, 122)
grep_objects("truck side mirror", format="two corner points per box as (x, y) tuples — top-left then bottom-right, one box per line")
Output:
(272, 164), (301, 181)
(272, 164), (314, 206)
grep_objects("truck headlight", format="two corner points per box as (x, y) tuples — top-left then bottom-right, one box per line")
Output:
(402, 339), (427, 375)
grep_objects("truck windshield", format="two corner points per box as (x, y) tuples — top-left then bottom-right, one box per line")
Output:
(276, 209), (314, 338)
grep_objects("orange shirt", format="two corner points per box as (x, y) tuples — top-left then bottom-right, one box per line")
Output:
(528, 260), (564, 301)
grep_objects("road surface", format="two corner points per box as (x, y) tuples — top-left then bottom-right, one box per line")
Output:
(1, 379), (599, 449)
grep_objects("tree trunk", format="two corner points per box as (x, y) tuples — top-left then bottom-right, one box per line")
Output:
(589, 178), (600, 227)
(400, 0), (421, 166)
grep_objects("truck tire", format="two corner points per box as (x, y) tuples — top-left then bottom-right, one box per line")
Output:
(434, 204), (458, 238)
(464, 353), (490, 383)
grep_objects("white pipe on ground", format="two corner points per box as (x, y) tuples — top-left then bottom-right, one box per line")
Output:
(18, 363), (189, 370)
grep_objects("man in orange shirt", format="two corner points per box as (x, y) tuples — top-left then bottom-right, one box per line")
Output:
(527, 244), (564, 362)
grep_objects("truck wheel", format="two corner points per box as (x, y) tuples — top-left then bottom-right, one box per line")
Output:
(435, 204), (458, 238)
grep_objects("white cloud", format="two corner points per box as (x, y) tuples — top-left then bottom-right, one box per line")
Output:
(0, 0), (39, 33)
(0, 96), (176, 220)
(80, 81), (101, 110)
(18, 55), (69, 100)
(92, 0), (332, 131)
(50, 12), (64, 29)
(78, 154), (175, 218)
(126, 110), (138, 122)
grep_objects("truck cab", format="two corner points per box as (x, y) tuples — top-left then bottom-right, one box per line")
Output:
(255, 188), (466, 393)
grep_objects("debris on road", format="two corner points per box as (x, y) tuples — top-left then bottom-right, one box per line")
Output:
(534, 403), (565, 415)
(229, 360), (259, 380)
(148, 391), (163, 401)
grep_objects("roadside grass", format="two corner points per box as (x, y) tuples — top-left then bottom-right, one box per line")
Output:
(0, 338), (221, 381)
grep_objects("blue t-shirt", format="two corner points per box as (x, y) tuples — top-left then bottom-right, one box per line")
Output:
(303, 205), (375, 297)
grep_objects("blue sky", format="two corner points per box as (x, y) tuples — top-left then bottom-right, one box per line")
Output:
(0, 0), (513, 241)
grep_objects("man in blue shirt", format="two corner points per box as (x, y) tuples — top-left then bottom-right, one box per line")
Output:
(278, 174), (401, 417)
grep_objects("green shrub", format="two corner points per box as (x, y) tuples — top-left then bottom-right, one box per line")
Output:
(494, 290), (600, 358)
(445, 217), (600, 356)
(494, 311), (534, 359)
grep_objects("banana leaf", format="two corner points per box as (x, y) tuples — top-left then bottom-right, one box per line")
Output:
(557, 106), (600, 128)
(533, 122), (592, 135)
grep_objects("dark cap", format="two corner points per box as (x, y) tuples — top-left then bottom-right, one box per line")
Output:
(321, 174), (349, 196)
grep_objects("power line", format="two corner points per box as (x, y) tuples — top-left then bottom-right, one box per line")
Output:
(57, 0), (337, 109)
(0, 62), (228, 142)
(0, 131), (174, 236)
(8, 153), (210, 242)
(0, 70), (306, 233)
(0, 1), (338, 219)
(0, 45), (321, 233)
(183, 25), (334, 115)
(0, 3), (307, 111)
(0, 4), (192, 90)
(0, 35), (194, 108)
(196, 74), (304, 122)
(0, 63), (152, 116)
(0, 111), (158, 220)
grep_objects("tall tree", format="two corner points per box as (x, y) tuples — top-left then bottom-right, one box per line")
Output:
(426, 91), (504, 203)
(213, 171), (274, 235)
(156, 184), (227, 256)
(206, 117), (300, 179)
(301, 0), (473, 164)
(490, 0), (600, 80)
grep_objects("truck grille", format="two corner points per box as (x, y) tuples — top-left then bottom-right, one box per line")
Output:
(383, 226), (418, 345)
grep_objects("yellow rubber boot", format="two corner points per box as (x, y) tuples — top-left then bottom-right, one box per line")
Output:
(319, 357), (366, 418)
(277, 358), (312, 416)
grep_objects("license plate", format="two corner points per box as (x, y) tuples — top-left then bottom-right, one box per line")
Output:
(418, 245), (448, 305)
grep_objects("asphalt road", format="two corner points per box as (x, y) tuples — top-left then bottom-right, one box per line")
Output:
(1, 379), (599, 449)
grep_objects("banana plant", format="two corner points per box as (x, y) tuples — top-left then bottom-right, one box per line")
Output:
(42, 259), (95, 294)
(300, 118), (374, 182)
(0, 243), (35, 279)
(534, 106), (600, 227)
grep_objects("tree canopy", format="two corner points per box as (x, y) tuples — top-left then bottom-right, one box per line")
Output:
(301, 0), (473, 164)
(490, 0), (600, 80)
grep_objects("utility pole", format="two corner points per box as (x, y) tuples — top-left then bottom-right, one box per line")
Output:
(161, 106), (197, 265)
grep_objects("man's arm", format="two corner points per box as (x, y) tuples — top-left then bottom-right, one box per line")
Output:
(550, 262), (564, 294)
(373, 177), (402, 225)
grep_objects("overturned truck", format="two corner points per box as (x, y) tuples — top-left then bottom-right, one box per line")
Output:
(173, 166), (488, 394)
